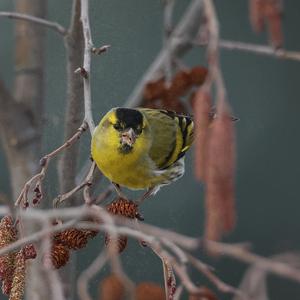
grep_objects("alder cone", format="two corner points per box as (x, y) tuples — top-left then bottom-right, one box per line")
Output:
(105, 198), (142, 253)
(106, 198), (140, 219)
(56, 229), (89, 250)
(44, 243), (70, 269)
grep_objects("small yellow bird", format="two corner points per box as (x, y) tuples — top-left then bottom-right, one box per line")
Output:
(91, 107), (194, 200)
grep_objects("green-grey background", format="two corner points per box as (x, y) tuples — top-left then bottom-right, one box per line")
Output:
(1, 1), (300, 299)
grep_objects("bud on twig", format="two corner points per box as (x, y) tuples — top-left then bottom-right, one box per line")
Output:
(91, 44), (111, 55)
(74, 67), (88, 79)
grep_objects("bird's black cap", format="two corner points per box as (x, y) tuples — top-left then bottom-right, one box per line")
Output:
(115, 108), (143, 129)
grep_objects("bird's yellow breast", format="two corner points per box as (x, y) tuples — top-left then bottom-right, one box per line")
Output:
(91, 123), (155, 189)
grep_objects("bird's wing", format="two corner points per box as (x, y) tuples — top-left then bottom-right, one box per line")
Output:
(139, 108), (194, 170)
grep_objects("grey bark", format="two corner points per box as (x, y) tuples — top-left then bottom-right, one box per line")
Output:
(57, 1), (84, 299)
(58, 0), (84, 204)
(12, 1), (48, 300)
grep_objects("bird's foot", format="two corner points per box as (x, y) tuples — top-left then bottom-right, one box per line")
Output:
(112, 182), (128, 199)
(135, 186), (158, 205)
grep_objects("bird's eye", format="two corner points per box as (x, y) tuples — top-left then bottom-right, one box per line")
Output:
(113, 123), (122, 131)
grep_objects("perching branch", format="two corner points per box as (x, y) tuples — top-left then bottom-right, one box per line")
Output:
(80, 0), (95, 134)
(54, 160), (94, 207)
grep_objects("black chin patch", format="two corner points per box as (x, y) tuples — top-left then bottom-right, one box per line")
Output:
(115, 108), (143, 129)
(119, 143), (133, 154)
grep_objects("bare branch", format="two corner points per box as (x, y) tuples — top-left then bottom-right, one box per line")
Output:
(0, 11), (67, 36)
(195, 39), (300, 62)
(77, 251), (108, 300)
(206, 241), (300, 285)
(83, 162), (96, 205)
(40, 221), (66, 300)
(15, 122), (88, 207)
(187, 254), (243, 297)
(202, 0), (226, 102)
(125, 0), (203, 108)
(58, 0), (84, 204)
(54, 161), (95, 207)
(219, 39), (300, 62)
(80, 0), (95, 133)
(162, 0), (175, 84)
(0, 206), (300, 297)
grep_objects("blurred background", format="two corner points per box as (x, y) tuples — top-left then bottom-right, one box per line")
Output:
(1, 0), (300, 299)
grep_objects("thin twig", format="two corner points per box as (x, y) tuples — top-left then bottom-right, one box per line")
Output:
(206, 240), (300, 284)
(162, 239), (243, 298)
(0, 11), (67, 36)
(202, 0), (226, 103)
(83, 162), (96, 205)
(77, 251), (108, 300)
(162, 0), (175, 85)
(125, 0), (204, 108)
(15, 122), (88, 207)
(80, 0), (95, 134)
(187, 253), (244, 298)
(152, 245), (177, 300)
(220, 39), (300, 62)
(195, 39), (300, 62)
(54, 161), (95, 207)
(91, 206), (136, 299)
(40, 220), (66, 300)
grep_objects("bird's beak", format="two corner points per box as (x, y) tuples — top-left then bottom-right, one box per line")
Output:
(121, 128), (136, 147)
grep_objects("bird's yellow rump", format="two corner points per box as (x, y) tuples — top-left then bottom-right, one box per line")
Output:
(91, 107), (194, 196)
